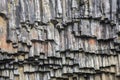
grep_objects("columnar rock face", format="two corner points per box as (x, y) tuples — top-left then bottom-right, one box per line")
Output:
(0, 0), (120, 80)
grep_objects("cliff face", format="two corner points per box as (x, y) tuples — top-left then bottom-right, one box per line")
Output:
(0, 0), (120, 80)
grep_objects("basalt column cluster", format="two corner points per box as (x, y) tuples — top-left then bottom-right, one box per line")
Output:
(0, 0), (120, 80)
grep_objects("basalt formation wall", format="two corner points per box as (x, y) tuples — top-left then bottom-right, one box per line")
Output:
(0, 0), (120, 80)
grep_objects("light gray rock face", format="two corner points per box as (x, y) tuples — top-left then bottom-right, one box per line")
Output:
(0, 0), (120, 80)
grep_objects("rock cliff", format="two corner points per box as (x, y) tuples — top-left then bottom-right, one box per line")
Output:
(0, 0), (120, 80)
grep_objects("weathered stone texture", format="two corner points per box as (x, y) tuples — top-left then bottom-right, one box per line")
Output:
(0, 0), (120, 80)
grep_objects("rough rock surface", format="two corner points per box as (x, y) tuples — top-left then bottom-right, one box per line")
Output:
(0, 0), (120, 80)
